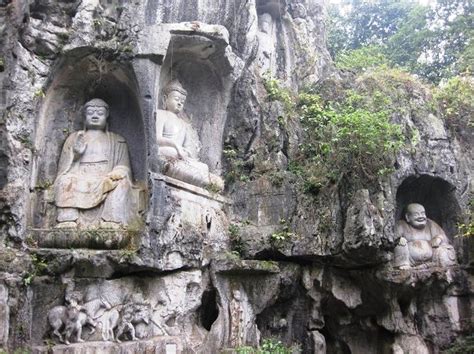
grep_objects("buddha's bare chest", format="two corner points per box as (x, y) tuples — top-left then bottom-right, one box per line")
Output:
(80, 134), (109, 163)
(162, 118), (186, 141)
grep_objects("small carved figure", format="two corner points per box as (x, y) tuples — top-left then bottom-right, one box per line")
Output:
(156, 80), (224, 190)
(290, 3), (307, 19)
(47, 296), (96, 344)
(394, 203), (457, 269)
(53, 98), (138, 229)
(229, 290), (244, 347)
(115, 302), (151, 342)
(63, 300), (97, 345)
(100, 307), (120, 341)
(48, 305), (70, 343)
(256, 13), (275, 75)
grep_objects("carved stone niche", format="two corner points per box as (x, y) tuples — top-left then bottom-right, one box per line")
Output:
(139, 25), (239, 269)
(256, 0), (287, 17)
(29, 51), (147, 249)
(394, 174), (463, 268)
(31, 271), (204, 352)
(158, 31), (234, 182)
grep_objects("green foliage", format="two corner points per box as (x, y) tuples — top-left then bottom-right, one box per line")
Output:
(295, 89), (403, 189)
(270, 219), (295, 245)
(420, 0), (474, 82)
(33, 89), (45, 98)
(335, 45), (390, 72)
(327, 0), (474, 83)
(34, 180), (53, 191)
(456, 199), (474, 238)
(444, 335), (474, 354)
(260, 339), (294, 354)
(229, 223), (245, 255)
(234, 338), (298, 354)
(434, 76), (474, 123)
(457, 221), (474, 238)
(327, 0), (417, 55)
(434, 75), (474, 143)
(229, 223), (240, 238)
(268, 171), (285, 187)
(23, 254), (48, 286)
(263, 76), (294, 111)
(386, 4), (430, 72)
(206, 182), (222, 194)
(223, 145), (251, 185)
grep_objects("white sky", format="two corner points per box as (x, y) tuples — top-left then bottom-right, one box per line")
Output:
(328, 0), (435, 4)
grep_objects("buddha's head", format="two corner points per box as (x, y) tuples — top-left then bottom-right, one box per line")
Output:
(163, 80), (187, 114)
(259, 13), (273, 34)
(84, 98), (109, 130)
(405, 203), (427, 229)
(232, 290), (241, 301)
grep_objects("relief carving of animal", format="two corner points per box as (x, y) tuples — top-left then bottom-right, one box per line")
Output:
(63, 304), (97, 345)
(115, 303), (151, 343)
(47, 305), (69, 343)
(100, 307), (120, 341)
(47, 296), (111, 344)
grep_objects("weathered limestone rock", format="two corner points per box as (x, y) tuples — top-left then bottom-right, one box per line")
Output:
(0, 283), (8, 348)
(0, 0), (471, 353)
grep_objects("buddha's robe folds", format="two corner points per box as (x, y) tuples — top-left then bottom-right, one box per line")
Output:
(54, 131), (134, 225)
(156, 110), (215, 188)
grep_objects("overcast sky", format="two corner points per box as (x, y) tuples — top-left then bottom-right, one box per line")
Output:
(328, 0), (434, 4)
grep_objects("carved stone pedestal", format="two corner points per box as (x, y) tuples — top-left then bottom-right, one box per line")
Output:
(30, 228), (137, 249)
(32, 337), (183, 354)
(149, 174), (230, 271)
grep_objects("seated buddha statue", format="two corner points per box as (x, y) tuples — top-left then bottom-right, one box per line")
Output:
(393, 203), (457, 269)
(155, 80), (224, 190)
(53, 98), (138, 229)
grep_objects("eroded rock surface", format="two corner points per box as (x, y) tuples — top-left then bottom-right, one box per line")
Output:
(0, 0), (472, 353)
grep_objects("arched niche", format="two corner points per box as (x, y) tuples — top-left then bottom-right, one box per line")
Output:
(256, 0), (286, 17)
(30, 51), (146, 228)
(158, 33), (232, 174)
(395, 175), (461, 238)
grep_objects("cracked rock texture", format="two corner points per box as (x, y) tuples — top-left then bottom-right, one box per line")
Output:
(0, 0), (472, 353)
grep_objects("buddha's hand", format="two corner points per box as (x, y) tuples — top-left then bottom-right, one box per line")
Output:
(398, 237), (408, 246)
(432, 236), (443, 248)
(107, 168), (128, 181)
(176, 146), (187, 159)
(73, 132), (87, 159)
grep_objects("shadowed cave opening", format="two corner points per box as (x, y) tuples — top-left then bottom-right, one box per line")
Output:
(198, 288), (219, 331)
(0, 151), (7, 189)
(256, 0), (285, 17)
(395, 174), (461, 238)
(395, 174), (471, 264)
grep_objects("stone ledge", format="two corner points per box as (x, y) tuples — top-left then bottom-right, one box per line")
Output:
(152, 173), (231, 204)
(377, 265), (462, 285)
(29, 228), (138, 250)
(32, 336), (183, 354)
(213, 257), (280, 275)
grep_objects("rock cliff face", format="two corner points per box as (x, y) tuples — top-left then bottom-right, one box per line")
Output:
(0, 0), (472, 353)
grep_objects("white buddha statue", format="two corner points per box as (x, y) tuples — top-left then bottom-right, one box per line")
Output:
(394, 203), (457, 269)
(156, 80), (224, 190)
(256, 13), (275, 75)
(54, 98), (137, 229)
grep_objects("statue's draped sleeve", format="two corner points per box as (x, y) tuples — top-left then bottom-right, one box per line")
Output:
(427, 219), (448, 243)
(107, 132), (131, 179)
(55, 132), (78, 179)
